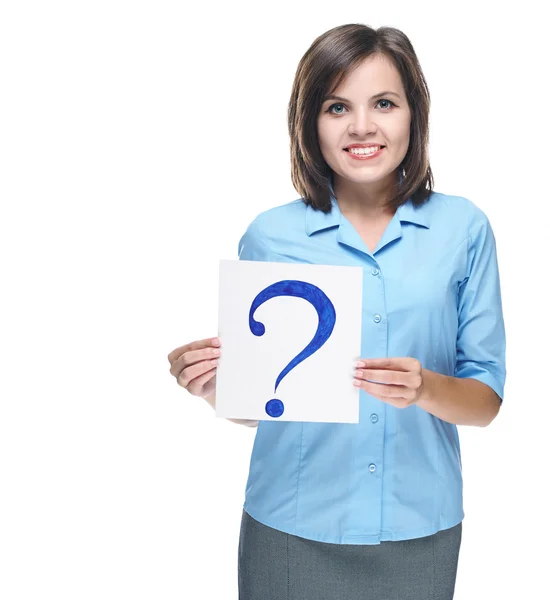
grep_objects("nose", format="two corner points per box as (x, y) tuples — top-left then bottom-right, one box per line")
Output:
(348, 109), (378, 136)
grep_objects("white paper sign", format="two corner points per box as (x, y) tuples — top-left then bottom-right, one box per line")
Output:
(215, 259), (363, 423)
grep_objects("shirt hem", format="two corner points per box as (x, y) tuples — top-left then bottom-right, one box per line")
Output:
(243, 502), (464, 546)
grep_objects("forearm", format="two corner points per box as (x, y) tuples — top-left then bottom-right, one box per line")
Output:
(204, 392), (259, 427)
(416, 368), (501, 427)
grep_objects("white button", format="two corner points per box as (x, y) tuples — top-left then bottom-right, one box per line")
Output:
(370, 414), (378, 423)
(369, 464), (377, 473)
(373, 314), (381, 323)
(371, 268), (379, 276)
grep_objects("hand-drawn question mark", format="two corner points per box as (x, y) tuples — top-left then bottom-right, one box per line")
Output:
(248, 280), (336, 418)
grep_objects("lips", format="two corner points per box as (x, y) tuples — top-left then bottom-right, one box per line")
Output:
(343, 145), (385, 161)
(344, 145), (385, 151)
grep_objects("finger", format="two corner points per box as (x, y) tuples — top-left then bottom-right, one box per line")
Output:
(354, 379), (410, 398)
(183, 364), (217, 395)
(168, 336), (220, 365)
(177, 357), (219, 389)
(356, 387), (408, 408)
(355, 368), (409, 386)
(171, 344), (221, 379)
(358, 358), (411, 371)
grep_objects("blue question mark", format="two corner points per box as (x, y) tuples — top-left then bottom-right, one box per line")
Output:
(248, 280), (337, 418)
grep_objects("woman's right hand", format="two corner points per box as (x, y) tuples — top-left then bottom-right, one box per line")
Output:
(168, 337), (221, 400)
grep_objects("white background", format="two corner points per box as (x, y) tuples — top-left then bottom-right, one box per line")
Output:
(1, 1), (548, 598)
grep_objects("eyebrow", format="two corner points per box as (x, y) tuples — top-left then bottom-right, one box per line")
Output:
(322, 91), (401, 104)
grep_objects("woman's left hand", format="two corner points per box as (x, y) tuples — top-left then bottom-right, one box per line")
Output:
(353, 357), (425, 409)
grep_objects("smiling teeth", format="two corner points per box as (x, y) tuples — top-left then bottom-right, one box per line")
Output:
(348, 146), (381, 155)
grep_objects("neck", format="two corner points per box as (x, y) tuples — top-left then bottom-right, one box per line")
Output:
(331, 173), (398, 220)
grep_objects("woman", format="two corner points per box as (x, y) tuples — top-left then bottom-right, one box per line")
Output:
(168, 23), (506, 600)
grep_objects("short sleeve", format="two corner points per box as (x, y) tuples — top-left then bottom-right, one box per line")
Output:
(454, 214), (506, 403)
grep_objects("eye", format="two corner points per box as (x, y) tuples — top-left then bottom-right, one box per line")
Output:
(326, 99), (396, 115)
(326, 103), (347, 115)
(377, 99), (396, 110)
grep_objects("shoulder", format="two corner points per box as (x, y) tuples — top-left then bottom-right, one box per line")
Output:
(244, 198), (305, 232)
(239, 198), (306, 248)
(428, 191), (493, 239)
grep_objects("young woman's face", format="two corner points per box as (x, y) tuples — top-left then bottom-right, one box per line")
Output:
(317, 54), (411, 191)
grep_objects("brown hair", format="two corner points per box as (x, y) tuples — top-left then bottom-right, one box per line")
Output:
(288, 23), (434, 214)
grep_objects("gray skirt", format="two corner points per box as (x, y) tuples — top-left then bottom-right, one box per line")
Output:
(238, 509), (462, 600)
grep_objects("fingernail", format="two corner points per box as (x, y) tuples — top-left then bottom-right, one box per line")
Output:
(356, 361), (365, 368)
(212, 338), (220, 346)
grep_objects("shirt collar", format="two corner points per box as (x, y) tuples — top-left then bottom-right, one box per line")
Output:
(305, 172), (431, 236)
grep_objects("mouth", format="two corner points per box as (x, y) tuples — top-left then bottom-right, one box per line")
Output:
(343, 145), (386, 160)
(343, 145), (386, 153)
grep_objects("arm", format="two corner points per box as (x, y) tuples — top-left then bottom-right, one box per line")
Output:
(418, 209), (506, 426)
(204, 392), (259, 428)
(417, 369), (501, 427)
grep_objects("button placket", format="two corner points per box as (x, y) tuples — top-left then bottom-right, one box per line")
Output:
(364, 265), (382, 485)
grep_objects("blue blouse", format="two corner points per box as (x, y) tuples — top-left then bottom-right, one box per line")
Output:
(236, 183), (506, 545)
